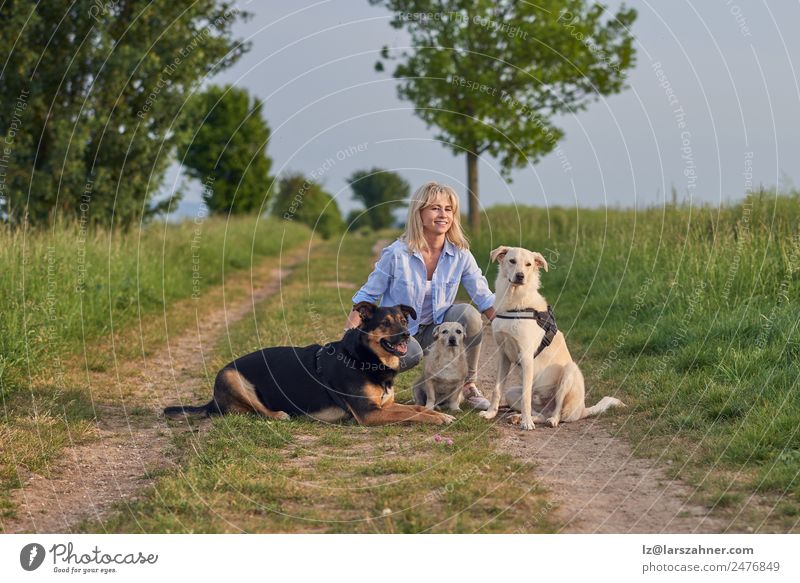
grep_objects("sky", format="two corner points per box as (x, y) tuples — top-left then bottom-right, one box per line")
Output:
(165, 0), (800, 219)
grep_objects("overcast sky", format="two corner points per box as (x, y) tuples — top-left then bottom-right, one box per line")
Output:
(167, 0), (800, 218)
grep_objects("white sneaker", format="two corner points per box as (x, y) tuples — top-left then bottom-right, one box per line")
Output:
(463, 383), (490, 411)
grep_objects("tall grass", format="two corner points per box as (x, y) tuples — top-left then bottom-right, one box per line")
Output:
(472, 189), (800, 523)
(0, 214), (309, 396)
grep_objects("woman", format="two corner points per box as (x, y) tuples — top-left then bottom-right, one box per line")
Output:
(345, 181), (496, 409)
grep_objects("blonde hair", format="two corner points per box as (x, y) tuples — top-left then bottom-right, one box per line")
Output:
(401, 182), (470, 253)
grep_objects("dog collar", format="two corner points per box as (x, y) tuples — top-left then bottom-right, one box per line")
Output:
(495, 305), (558, 357)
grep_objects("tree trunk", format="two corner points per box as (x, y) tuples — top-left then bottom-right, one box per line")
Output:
(466, 149), (480, 233)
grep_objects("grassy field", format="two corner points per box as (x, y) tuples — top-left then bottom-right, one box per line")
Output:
(471, 190), (800, 528)
(1, 214), (308, 392)
(0, 214), (309, 518)
(4, 190), (798, 532)
(87, 231), (553, 533)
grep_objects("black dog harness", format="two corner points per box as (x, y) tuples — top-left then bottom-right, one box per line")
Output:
(495, 305), (558, 358)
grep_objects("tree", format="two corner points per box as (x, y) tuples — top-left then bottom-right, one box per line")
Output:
(0, 2), (249, 227)
(178, 85), (272, 214)
(347, 168), (409, 230)
(371, 0), (637, 232)
(271, 173), (343, 239)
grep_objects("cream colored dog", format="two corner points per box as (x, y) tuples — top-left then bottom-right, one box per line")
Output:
(479, 246), (625, 430)
(412, 323), (468, 411)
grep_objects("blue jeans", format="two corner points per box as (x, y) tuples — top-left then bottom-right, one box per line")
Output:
(399, 303), (484, 384)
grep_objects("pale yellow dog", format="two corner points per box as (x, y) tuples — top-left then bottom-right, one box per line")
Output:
(412, 323), (468, 411)
(479, 246), (625, 430)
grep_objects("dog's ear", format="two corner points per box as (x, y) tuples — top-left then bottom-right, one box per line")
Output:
(532, 252), (548, 272)
(490, 246), (510, 263)
(353, 301), (377, 324)
(432, 325), (441, 339)
(398, 304), (417, 321)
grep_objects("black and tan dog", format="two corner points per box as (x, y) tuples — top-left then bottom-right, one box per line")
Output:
(164, 302), (455, 426)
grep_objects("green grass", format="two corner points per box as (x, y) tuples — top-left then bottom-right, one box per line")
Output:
(0, 386), (98, 518)
(0, 214), (309, 522)
(8, 188), (799, 532)
(472, 189), (800, 529)
(1, 214), (308, 396)
(89, 230), (554, 533)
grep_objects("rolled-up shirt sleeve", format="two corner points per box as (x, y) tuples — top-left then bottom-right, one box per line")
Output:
(352, 246), (393, 305)
(461, 251), (495, 312)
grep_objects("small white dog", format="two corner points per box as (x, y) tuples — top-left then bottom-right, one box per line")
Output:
(480, 246), (625, 430)
(412, 323), (468, 411)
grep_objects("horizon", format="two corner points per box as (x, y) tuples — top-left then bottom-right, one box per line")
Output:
(166, 184), (788, 226)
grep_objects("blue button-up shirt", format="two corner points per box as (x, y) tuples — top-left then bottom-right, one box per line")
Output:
(352, 238), (495, 335)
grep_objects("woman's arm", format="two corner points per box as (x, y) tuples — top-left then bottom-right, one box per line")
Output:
(345, 244), (395, 330)
(461, 250), (496, 314)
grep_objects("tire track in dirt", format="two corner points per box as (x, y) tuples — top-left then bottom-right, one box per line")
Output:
(4, 247), (309, 533)
(477, 323), (731, 533)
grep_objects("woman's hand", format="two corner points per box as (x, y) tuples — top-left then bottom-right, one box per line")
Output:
(483, 307), (496, 322)
(344, 309), (361, 332)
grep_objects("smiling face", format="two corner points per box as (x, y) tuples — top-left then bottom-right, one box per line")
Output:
(433, 322), (465, 348)
(490, 246), (548, 289)
(420, 193), (455, 238)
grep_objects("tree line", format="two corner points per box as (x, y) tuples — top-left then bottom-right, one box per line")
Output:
(0, 1), (249, 227)
(1, 1), (636, 235)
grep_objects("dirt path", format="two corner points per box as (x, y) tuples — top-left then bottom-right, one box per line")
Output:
(5, 247), (309, 533)
(477, 324), (730, 533)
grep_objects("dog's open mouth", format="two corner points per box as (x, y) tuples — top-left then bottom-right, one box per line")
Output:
(381, 337), (408, 356)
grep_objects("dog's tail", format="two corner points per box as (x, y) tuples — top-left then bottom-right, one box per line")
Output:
(163, 400), (221, 419)
(581, 396), (626, 419)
